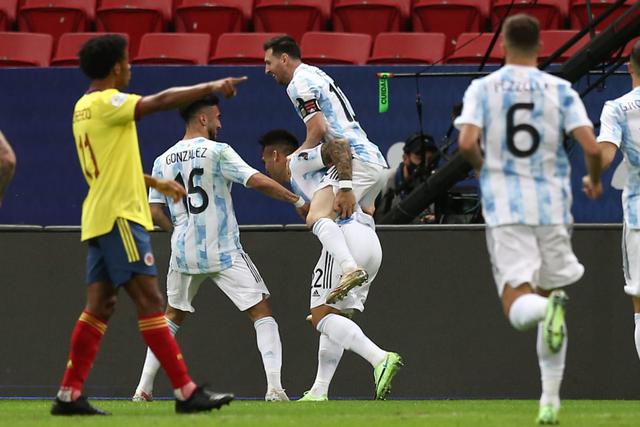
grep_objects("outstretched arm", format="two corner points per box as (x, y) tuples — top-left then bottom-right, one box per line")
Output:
(136, 77), (248, 119)
(0, 130), (16, 206)
(246, 172), (305, 207)
(298, 113), (328, 151)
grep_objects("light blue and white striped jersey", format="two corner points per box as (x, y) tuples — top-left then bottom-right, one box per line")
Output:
(287, 63), (388, 168)
(288, 145), (327, 202)
(454, 64), (592, 227)
(149, 137), (259, 274)
(598, 87), (640, 228)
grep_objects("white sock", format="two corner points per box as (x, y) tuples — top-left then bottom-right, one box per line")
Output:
(316, 313), (386, 367)
(135, 317), (180, 394)
(254, 316), (283, 390)
(537, 321), (566, 410)
(634, 313), (640, 361)
(312, 218), (358, 272)
(309, 333), (344, 397)
(509, 293), (548, 331)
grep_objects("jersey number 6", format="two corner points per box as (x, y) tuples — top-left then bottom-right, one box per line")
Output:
(506, 103), (540, 158)
(175, 168), (209, 214)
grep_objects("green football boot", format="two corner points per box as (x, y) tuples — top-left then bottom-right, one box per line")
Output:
(373, 352), (404, 400)
(536, 404), (559, 424)
(297, 391), (328, 402)
(544, 290), (569, 353)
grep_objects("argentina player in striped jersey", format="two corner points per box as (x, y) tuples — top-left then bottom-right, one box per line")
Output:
(456, 15), (603, 424)
(584, 40), (640, 366)
(264, 36), (389, 305)
(133, 95), (306, 403)
(259, 130), (403, 401)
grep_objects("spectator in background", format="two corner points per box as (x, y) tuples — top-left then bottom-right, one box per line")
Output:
(0, 130), (16, 206)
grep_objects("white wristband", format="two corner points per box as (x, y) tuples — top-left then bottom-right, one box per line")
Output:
(294, 197), (306, 208)
(338, 180), (353, 190)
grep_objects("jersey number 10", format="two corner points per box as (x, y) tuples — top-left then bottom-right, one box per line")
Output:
(175, 168), (209, 215)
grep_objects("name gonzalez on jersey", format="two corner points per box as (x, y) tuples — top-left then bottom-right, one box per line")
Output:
(165, 147), (208, 165)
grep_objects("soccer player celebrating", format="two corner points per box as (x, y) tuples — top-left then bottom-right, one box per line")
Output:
(132, 95), (306, 402)
(263, 36), (389, 304)
(259, 130), (403, 401)
(0, 130), (16, 206)
(52, 35), (242, 416)
(584, 39), (640, 366)
(456, 15), (602, 424)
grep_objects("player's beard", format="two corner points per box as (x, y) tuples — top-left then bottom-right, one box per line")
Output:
(207, 127), (217, 140)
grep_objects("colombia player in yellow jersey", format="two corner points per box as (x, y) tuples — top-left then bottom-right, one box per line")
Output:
(52, 35), (245, 416)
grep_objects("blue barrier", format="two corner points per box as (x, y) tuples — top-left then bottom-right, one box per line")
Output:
(0, 65), (630, 225)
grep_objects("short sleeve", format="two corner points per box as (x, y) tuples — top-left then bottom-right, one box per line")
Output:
(288, 146), (325, 175)
(101, 90), (142, 126)
(561, 87), (593, 134)
(148, 157), (166, 204)
(597, 101), (623, 147)
(219, 145), (259, 186)
(287, 77), (322, 123)
(454, 79), (485, 129)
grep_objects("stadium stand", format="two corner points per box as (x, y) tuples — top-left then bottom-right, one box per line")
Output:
(0, 31), (53, 66)
(446, 32), (504, 64)
(0, 0), (18, 31)
(569, 0), (635, 31)
(411, 0), (490, 55)
(17, 0), (95, 45)
(51, 32), (128, 66)
(332, 0), (410, 39)
(209, 32), (282, 64)
(492, 0), (569, 30)
(96, 0), (172, 56)
(253, 0), (330, 42)
(367, 32), (446, 64)
(538, 30), (591, 62)
(132, 32), (211, 65)
(301, 31), (372, 65)
(175, 0), (252, 56)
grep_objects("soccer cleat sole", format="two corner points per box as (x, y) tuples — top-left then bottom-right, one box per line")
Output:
(326, 268), (368, 304)
(374, 354), (405, 400)
(544, 290), (568, 354)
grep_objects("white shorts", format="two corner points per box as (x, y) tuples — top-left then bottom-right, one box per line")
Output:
(485, 225), (584, 296)
(622, 224), (640, 297)
(319, 159), (387, 211)
(309, 213), (382, 312)
(166, 252), (269, 313)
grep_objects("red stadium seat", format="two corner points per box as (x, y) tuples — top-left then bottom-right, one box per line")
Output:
(569, 0), (634, 31)
(18, 0), (95, 44)
(412, 0), (490, 56)
(51, 32), (129, 66)
(0, 0), (18, 31)
(446, 32), (504, 64)
(96, 0), (172, 57)
(175, 0), (252, 56)
(0, 31), (53, 66)
(492, 0), (569, 30)
(132, 33), (210, 65)
(209, 32), (282, 64)
(253, 0), (330, 42)
(538, 30), (590, 62)
(301, 32), (372, 65)
(332, 0), (410, 40)
(367, 32), (446, 64)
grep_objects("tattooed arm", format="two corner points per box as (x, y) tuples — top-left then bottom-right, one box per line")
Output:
(320, 138), (356, 218)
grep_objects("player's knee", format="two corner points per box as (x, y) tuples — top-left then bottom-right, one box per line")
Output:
(247, 298), (272, 322)
(87, 294), (118, 320)
(136, 288), (165, 314)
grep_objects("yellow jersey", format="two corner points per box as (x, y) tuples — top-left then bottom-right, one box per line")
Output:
(72, 88), (153, 241)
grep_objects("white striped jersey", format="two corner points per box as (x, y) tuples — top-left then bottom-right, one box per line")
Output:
(597, 87), (640, 228)
(454, 64), (592, 227)
(288, 145), (327, 202)
(287, 63), (388, 168)
(149, 137), (259, 274)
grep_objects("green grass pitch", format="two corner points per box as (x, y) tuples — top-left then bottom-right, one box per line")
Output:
(1, 400), (639, 427)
